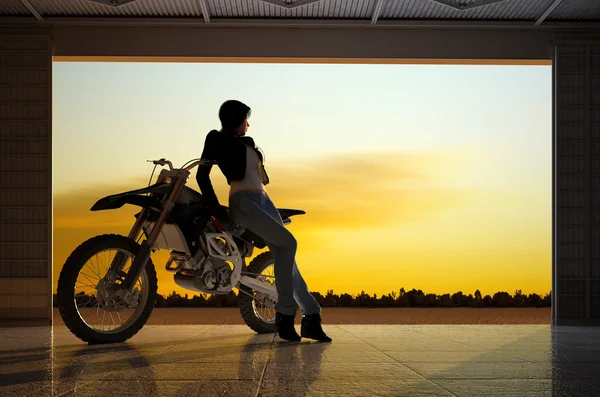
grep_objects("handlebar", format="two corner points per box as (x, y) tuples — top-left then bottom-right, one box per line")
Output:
(147, 158), (173, 170)
(183, 159), (210, 171)
(147, 158), (217, 172)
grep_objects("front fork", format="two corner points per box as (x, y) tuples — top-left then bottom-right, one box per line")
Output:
(112, 175), (189, 304)
(107, 207), (149, 276)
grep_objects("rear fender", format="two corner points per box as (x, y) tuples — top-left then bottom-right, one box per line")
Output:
(278, 208), (305, 225)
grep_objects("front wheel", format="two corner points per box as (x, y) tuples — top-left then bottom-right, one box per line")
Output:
(56, 234), (158, 344)
(238, 251), (277, 334)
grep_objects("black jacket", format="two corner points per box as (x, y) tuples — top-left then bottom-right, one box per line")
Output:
(196, 129), (269, 209)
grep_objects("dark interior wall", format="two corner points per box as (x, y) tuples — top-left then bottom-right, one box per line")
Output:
(0, 27), (52, 323)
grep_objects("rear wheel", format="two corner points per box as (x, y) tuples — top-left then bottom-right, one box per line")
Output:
(238, 252), (277, 334)
(57, 234), (158, 344)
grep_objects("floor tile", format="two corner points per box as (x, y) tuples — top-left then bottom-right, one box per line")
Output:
(2, 324), (600, 396)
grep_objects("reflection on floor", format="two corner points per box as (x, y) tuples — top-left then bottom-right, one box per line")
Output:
(1, 324), (600, 396)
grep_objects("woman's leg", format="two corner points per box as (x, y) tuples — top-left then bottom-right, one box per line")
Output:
(265, 243), (321, 315)
(262, 197), (330, 341)
(228, 193), (298, 316)
(261, 197), (321, 316)
(292, 261), (321, 316)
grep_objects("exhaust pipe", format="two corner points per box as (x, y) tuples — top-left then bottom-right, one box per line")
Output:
(173, 273), (207, 294)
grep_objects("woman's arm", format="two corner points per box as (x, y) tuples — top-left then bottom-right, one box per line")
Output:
(196, 129), (221, 210)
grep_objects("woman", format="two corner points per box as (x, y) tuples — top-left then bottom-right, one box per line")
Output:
(196, 99), (331, 343)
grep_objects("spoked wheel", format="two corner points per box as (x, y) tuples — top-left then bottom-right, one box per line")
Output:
(238, 252), (277, 334)
(57, 234), (157, 344)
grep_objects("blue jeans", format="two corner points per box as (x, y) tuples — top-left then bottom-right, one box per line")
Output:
(228, 191), (321, 316)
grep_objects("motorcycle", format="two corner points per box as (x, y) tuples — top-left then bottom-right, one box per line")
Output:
(56, 157), (305, 344)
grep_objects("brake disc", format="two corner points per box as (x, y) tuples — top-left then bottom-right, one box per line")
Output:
(96, 271), (139, 312)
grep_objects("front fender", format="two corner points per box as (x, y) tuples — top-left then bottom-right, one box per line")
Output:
(91, 194), (163, 212)
(90, 182), (169, 212)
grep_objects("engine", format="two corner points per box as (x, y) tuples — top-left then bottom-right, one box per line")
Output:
(146, 214), (254, 295)
(170, 235), (253, 295)
(172, 261), (233, 295)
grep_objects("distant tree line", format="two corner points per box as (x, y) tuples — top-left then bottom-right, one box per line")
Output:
(53, 288), (551, 308)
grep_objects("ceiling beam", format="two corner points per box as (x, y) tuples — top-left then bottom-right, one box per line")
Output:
(371, 0), (385, 25)
(87, 0), (137, 6)
(14, 16), (598, 29)
(50, 23), (554, 61)
(19, 0), (43, 21)
(429, 0), (508, 11)
(460, 0), (508, 11)
(535, 0), (565, 26)
(258, 0), (322, 10)
(197, 0), (210, 23)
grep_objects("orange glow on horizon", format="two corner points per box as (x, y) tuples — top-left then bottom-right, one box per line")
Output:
(52, 150), (551, 299)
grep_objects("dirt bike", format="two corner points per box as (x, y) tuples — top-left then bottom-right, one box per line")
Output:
(56, 157), (305, 344)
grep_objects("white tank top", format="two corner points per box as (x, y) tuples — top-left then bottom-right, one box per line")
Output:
(229, 145), (268, 195)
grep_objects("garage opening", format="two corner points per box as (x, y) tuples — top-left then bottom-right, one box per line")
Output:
(51, 58), (552, 325)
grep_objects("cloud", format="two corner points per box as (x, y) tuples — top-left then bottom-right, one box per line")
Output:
(260, 150), (474, 230)
(53, 150), (473, 231)
(52, 150), (476, 283)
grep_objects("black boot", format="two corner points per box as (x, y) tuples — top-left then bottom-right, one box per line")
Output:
(301, 313), (332, 342)
(275, 312), (301, 341)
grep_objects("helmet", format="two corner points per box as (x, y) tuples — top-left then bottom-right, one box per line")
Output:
(219, 100), (251, 131)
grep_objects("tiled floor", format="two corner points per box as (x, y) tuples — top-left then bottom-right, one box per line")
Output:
(1, 324), (600, 396)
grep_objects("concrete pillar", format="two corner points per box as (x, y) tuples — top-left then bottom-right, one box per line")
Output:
(0, 28), (52, 324)
(553, 32), (600, 325)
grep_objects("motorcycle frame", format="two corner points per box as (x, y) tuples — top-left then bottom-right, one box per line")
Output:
(114, 159), (278, 300)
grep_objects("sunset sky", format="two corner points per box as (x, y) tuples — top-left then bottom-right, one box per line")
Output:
(52, 61), (552, 299)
